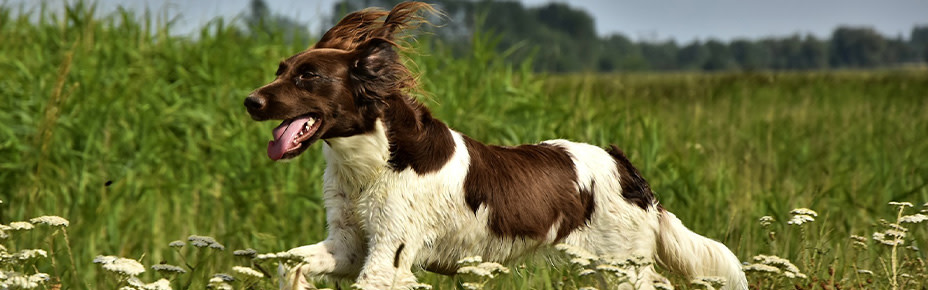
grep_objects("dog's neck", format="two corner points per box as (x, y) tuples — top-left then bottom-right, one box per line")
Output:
(322, 94), (455, 187)
(323, 118), (391, 187)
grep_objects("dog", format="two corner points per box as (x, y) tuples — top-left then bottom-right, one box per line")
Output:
(244, 2), (747, 289)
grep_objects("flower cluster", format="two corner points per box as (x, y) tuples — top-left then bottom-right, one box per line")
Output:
(188, 235), (225, 250)
(743, 254), (806, 279)
(787, 208), (817, 226)
(94, 255), (146, 276)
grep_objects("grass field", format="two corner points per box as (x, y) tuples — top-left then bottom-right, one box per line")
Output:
(1, 3), (927, 290)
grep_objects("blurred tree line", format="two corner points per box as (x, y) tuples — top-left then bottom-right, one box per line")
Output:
(249, 0), (928, 72)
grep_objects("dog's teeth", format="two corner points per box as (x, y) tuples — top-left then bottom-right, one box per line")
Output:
(307, 118), (315, 126)
(298, 131), (303, 136)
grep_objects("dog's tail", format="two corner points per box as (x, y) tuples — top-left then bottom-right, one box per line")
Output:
(655, 210), (748, 290)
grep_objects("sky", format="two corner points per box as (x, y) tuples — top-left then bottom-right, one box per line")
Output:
(12, 0), (928, 42)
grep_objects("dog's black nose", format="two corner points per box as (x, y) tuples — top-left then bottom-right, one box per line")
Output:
(244, 95), (266, 111)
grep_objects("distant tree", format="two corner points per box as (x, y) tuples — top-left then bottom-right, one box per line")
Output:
(598, 34), (647, 71)
(639, 40), (678, 70)
(246, 0), (312, 45)
(677, 41), (709, 70)
(830, 27), (886, 68)
(702, 39), (736, 71)
(730, 39), (769, 70)
(911, 25), (928, 62)
(798, 35), (828, 69)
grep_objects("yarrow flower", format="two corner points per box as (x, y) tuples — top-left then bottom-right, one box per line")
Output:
(128, 277), (172, 290)
(790, 208), (818, 217)
(211, 273), (234, 282)
(743, 263), (780, 273)
(751, 255), (805, 278)
(888, 201), (913, 208)
(850, 235), (868, 248)
(691, 276), (726, 289)
(151, 264), (187, 274)
(233, 248), (257, 257)
(168, 241), (185, 248)
(787, 214), (815, 225)
(232, 266), (264, 278)
(758, 216), (775, 227)
(457, 256), (483, 265)
(95, 255), (146, 276)
(872, 232), (905, 246)
(899, 214), (928, 224)
(857, 269), (874, 275)
(29, 216), (70, 227)
(457, 266), (493, 277)
(9, 221), (34, 231)
(14, 249), (48, 260)
(188, 235), (225, 250)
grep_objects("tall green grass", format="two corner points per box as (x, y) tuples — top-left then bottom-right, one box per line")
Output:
(1, 2), (927, 290)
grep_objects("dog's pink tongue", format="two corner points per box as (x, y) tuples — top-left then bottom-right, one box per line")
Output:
(267, 116), (311, 160)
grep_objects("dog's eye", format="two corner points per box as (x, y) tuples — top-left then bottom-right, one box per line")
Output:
(299, 72), (320, 80)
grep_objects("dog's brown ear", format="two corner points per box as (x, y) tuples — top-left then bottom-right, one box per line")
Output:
(349, 38), (412, 100)
(314, 2), (437, 50)
(314, 9), (388, 50)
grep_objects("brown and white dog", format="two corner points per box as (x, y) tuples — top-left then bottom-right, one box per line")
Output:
(244, 2), (747, 290)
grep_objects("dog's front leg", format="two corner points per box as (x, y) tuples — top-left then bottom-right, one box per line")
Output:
(284, 189), (366, 289)
(352, 198), (423, 290)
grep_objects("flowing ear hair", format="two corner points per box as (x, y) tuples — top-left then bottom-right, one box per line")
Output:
(313, 1), (438, 51)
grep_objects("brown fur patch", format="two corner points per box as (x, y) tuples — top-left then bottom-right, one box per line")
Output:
(606, 145), (655, 210)
(382, 96), (455, 174)
(462, 137), (594, 241)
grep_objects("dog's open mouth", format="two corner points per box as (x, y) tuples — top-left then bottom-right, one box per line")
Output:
(267, 114), (322, 161)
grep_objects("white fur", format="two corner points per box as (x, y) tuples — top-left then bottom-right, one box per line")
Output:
(280, 120), (747, 290)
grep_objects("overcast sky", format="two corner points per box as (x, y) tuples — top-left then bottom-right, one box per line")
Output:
(14, 0), (928, 42)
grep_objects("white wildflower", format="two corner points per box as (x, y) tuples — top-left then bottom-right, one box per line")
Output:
(461, 282), (482, 290)
(694, 276), (726, 287)
(168, 241), (185, 248)
(212, 273), (234, 282)
(29, 216), (70, 227)
(758, 216), (775, 227)
(555, 244), (598, 261)
(857, 269), (873, 275)
(457, 256), (483, 265)
(783, 271), (808, 279)
(151, 264), (187, 274)
(787, 214), (815, 225)
(654, 281), (674, 290)
(233, 248), (257, 257)
(872, 232), (905, 246)
(477, 262), (510, 274)
(899, 214), (928, 224)
(889, 201), (913, 208)
(9, 221), (34, 231)
(790, 208), (818, 217)
(570, 257), (591, 266)
(188, 235), (224, 250)
(411, 283), (433, 290)
(579, 287), (599, 290)
(742, 263), (780, 273)
(232, 266), (264, 278)
(457, 266), (493, 277)
(850, 235), (868, 248)
(29, 273), (50, 283)
(5, 275), (39, 289)
(690, 279), (715, 290)
(142, 279), (172, 290)
(578, 269), (596, 276)
(96, 255), (146, 276)
(752, 254), (803, 277)
(14, 249), (48, 260)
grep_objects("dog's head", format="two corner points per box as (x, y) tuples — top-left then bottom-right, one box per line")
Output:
(244, 2), (433, 160)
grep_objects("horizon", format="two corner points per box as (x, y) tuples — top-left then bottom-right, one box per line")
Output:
(7, 0), (927, 42)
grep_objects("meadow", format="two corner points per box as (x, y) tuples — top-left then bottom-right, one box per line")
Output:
(1, 2), (927, 290)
